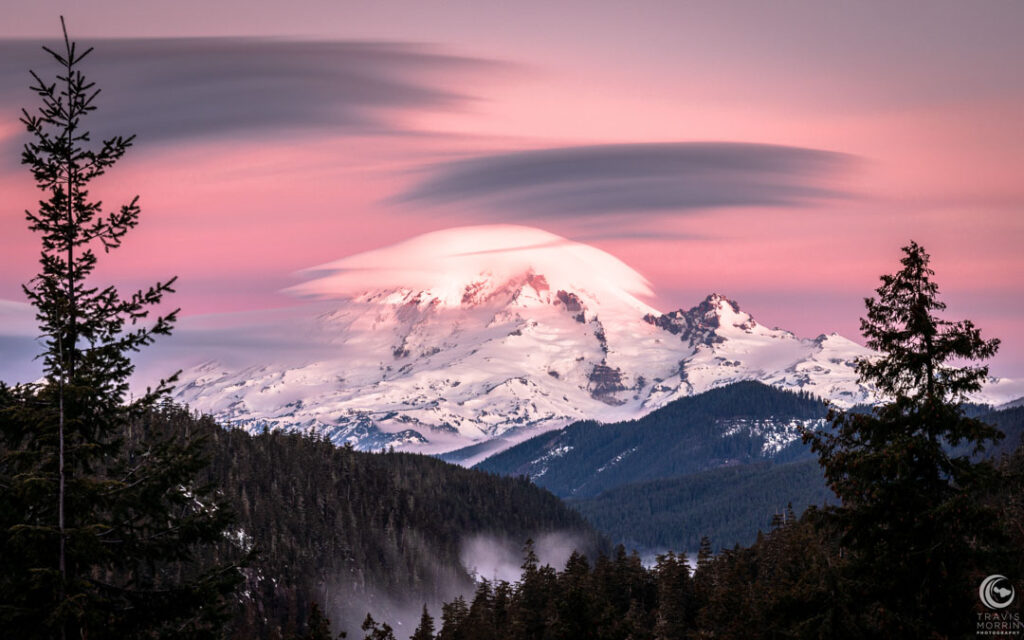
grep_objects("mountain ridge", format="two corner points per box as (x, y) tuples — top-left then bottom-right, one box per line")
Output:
(473, 381), (830, 498)
(171, 225), (1018, 458)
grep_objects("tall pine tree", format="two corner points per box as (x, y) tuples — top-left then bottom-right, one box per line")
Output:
(410, 605), (435, 640)
(805, 241), (1005, 638)
(0, 18), (240, 639)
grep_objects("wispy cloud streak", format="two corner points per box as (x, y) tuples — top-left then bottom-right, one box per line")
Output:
(0, 38), (506, 156)
(398, 142), (856, 218)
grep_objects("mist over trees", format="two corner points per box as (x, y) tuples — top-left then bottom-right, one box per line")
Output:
(1, 20), (1022, 640)
(425, 243), (1024, 640)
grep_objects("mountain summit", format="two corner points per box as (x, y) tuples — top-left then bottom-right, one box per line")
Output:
(287, 225), (657, 313)
(171, 225), (1005, 462)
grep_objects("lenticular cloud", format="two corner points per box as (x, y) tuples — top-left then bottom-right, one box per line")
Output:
(285, 225), (655, 306)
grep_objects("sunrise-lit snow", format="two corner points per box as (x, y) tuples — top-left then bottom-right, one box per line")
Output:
(287, 225), (657, 315)
(171, 225), (1020, 461)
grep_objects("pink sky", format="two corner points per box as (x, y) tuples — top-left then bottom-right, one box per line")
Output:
(1, 1), (1023, 379)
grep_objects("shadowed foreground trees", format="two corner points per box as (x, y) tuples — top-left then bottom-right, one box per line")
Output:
(421, 441), (1022, 640)
(2, 20), (1019, 637)
(804, 241), (1009, 637)
(424, 242), (1022, 640)
(0, 20), (240, 638)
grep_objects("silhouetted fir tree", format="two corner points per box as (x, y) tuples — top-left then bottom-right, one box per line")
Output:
(438, 596), (468, 640)
(410, 605), (435, 640)
(727, 508), (844, 640)
(652, 551), (690, 640)
(804, 241), (1006, 638)
(0, 18), (240, 639)
(687, 536), (714, 623)
(508, 539), (557, 640)
(490, 580), (512, 633)
(696, 545), (757, 638)
(361, 613), (396, 640)
(588, 545), (654, 640)
(548, 551), (595, 640)
(461, 580), (496, 640)
(695, 537), (713, 571)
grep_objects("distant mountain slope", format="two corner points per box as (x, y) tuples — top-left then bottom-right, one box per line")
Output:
(548, 395), (1024, 554)
(569, 458), (833, 552)
(474, 381), (829, 498)
(999, 396), (1024, 410)
(976, 405), (1024, 458)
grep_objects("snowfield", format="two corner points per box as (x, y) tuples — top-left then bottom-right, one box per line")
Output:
(173, 225), (1021, 459)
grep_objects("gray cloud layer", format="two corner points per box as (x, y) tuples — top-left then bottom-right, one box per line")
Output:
(399, 142), (855, 217)
(0, 38), (503, 151)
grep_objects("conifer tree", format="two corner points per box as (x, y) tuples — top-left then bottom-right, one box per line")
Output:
(548, 551), (594, 640)
(410, 605), (435, 640)
(463, 580), (497, 640)
(689, 535), (714, 618)
(805, 241), (1005, 637)
(508, 540), (556, 640)
(361, 614), (397, 640)
(0, 18), (240, 638)
(652, 551), (690, 640)
(437, 596), (469, 640)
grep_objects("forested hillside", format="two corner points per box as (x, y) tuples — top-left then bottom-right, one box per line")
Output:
(570, 458), (833, 551)
(145, 405), (603, 639)
(570, 404), (1024, 552)
(476, 381), (829, 498)
(427, 438), (1024, 640)
(478, 381), (1024, 554)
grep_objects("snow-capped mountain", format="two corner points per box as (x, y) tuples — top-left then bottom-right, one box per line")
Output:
(171, 225), (1015, 461)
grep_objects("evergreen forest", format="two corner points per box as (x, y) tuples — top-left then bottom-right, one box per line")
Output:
(2, 20), (1023, 640)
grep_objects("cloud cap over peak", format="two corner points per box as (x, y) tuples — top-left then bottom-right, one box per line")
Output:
(398, 142), (856, 218)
